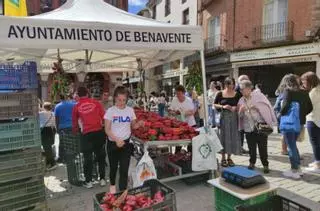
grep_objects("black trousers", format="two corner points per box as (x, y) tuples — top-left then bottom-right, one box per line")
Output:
(81, 130), (106, 182)
(245, 132), (269, 167)
(41, 127), (56, 166)
(107, 141), (131, 191)
(240, 130), (245, 147)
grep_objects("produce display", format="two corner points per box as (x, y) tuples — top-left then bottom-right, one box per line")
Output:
(169, 150), (193, 174)
(100, 190), (165, 211)
(133, 109), (199, 141)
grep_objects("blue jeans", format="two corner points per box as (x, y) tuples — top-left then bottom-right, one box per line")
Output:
(283, 131), (300, 169)
(208, 105), (216, 127)
(158, 103), (165, 117)
(307, 121), (320, 162)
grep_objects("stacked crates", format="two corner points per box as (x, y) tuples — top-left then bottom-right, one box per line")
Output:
(62, 131), (98, 186)
(0, 62), (46, 210)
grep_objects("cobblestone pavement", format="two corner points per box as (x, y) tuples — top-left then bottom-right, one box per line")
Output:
(46, 133), (320, 211)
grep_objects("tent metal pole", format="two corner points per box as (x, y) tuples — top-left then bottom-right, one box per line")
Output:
(200, 50), (209, 129)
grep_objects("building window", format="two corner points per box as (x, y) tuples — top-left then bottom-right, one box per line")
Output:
(60, 0), (67, 5)
(165, 0), (171, 16)
(154, 66), (163, 75)
(152, 6), (156, 19)
(41, 0), (52, 7)
(112, 0), (118, 7)
(182, 0), (187, 3)
(262, 0), (288, 42)
(182, 8), (189, 25)
(0, 0), (3, 15)
(207, 16), (221, 48)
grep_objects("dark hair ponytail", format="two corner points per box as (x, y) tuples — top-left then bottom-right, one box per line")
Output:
(113, 86), (129, 104)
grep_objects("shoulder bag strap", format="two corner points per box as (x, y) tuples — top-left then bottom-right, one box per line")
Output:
(43, 113), (53, 128)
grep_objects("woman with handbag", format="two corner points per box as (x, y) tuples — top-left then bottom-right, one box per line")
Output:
(238, 80), (277, 174)
(39, 102), (57, 171)
(279, 74), (313, 180)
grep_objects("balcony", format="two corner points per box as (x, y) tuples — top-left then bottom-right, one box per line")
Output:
(205, 34), (226, 54)
(253, 21), (294, 45)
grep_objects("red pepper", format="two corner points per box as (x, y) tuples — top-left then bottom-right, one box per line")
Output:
(123, 205), (133, 211)
(103, 193), (115, 204)
(126, 199), (137, 207)
(148, 129), (157, 136)
(100, 204), (112, 211)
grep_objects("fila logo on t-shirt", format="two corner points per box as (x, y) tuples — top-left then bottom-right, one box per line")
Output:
(113, 116), (131, 123)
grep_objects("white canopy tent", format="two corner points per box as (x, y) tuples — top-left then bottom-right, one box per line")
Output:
(0, 0), (209, 125)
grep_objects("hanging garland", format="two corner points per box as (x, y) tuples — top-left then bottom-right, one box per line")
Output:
(50, 58), (71, 102)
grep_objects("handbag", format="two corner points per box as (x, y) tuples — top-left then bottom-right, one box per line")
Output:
(280, 102), (301, 133)
(245, 101), (273, 136)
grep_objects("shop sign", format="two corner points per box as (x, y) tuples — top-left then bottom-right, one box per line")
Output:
(162, 69), (187, 79)
(129, 77), (140, 83)
(233, 56), (316, 68)
(231, 43), (320, 62)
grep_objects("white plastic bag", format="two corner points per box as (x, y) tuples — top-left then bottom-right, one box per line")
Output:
(128, 156), (138, 189)
(192, 128), (223, 171)
(135, 151), (157, 187)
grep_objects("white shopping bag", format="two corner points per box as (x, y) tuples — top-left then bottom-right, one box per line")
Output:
(128, 156), (138, 188)
(135, 151), (157, 187)
(192, 128), (223, 171)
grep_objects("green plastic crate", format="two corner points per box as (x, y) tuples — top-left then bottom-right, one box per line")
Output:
(0, 148), (45, 184)
(0, 190), (46, 211)
(0, 117), (41, 152)
(0, 91), (38, 120)
(62, 131), (81, 154)
(0, 176), (45, 202)
(214, 186), (276, 211)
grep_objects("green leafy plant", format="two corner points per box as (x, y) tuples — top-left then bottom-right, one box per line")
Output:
(186, 60), (203, 95)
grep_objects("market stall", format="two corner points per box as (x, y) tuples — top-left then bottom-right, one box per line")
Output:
(0, 0), (213, 177)
(131, 109), (214, 183)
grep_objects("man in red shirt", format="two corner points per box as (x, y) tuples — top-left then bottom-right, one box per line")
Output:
(72, 87), (106, 188)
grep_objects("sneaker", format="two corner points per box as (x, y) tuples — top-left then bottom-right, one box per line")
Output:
(83, 182), (93, 189)
(248, 164), (255, 170)
(304, 166), (320, 174)
(282, 169), (301, 180)
(227, 159), (235, 167)
(100, 179), (106, 187)
(297, 168), (304, 176)
(308, 162), (317, 167)
(241, 148), (249, 154)
(263, 166), (270, 174)
(46, 164), (57, 171)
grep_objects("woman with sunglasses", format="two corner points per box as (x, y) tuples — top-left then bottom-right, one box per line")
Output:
(214, 77), (241, 167)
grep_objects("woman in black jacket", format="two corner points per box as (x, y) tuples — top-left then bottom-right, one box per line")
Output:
(280, 74), (313, 180)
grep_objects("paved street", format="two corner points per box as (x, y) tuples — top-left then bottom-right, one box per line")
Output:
(45, 132), (320, 211)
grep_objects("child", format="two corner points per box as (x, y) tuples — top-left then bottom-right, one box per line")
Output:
(158, 93), (166, 117)
(104, 86), (144, 193)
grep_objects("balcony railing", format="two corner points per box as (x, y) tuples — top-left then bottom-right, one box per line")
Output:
(253, 21), (294, 45)
(205, 34), (226, 53)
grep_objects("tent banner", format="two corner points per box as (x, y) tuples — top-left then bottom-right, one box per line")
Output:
(4, 0), (27, 17)
(0, 17), (204, 50)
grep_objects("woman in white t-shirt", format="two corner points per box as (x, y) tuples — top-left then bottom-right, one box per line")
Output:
(104, 86), (144, 193)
